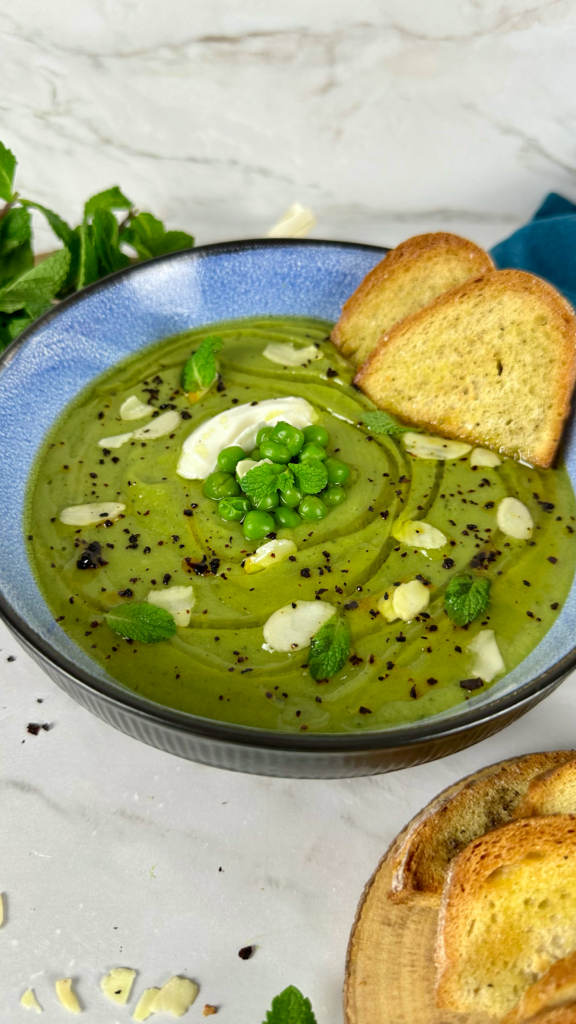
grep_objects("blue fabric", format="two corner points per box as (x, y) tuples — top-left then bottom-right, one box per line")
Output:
(491, 192), (576, 307)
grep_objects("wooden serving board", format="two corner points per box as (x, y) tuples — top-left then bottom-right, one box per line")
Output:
(344, 794), (494, 1024)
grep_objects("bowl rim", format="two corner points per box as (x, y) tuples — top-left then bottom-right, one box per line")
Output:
(1, 236), (576, 754)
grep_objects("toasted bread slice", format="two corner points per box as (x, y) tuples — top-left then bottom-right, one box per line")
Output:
(514, 760), (576, 818)
(390, 750), (576, 905)
(502, 952), (576, 1024)
(355, 269), (576, 468)
(331, 232), (493, 366)
(435, 816), (576, 1017)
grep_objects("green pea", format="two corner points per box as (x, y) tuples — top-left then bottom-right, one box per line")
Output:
(259, 439), (292, 464)
(299, 495), (328, 521)
(270, 421), (305, 456)
(253, 490), (280, 511)
(249, 447), (262, 460)
(298, 442), (327, 463)
(275, 506), (301, 528)
(256, 426), (273, 447)
(280, 486), (304, 508)
(324, 485), (346, 507)
(217, 445), (245, 473)
(303, 424), (329, 447)
(325, 457), (350, 485)
(204, 471), (241, 500)
(218, 496), (252, 522)
(243, 510), (275, 540)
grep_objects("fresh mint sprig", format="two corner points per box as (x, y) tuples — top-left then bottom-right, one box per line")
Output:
(291, 459), (328, 495)
(360, 410), (412, 435)
(309, 614), (350, 681)
(263, 985), (317, 1024)
(105, 602), (177, 643)
(181, 335), (224, 392)
(240, 460), (282, 503)
(444, 574), (491, 627)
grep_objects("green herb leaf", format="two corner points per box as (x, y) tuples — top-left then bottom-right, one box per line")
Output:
(240, 461), (282, 503)
(291, 459), (328, 495)
(84, 186), (132, 220)
(181, 335), (223, 392)
(152, 229), (195, 256)
(0, 310), (34, 349)
(120, 212), (195, 260)
(276, 467), (295, 493)
(0, 234), (33, 291)
(0, 141), (16, 202)
(21, 200), (74, 247)
(0, 248), (71, 315)
(0, 206), (31, 257)
(263, 986), (317, 1024)
(105, 602), (177, 643)
(360, 410), (412, 435)
(444, 574), (491, 627)
(309, 614), (350, 681)
(92, 207), (130, 276)
(78, 222), (98, 289)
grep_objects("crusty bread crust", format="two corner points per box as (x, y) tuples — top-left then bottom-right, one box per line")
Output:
(355, 269), (576, 468)
(435, 816), (576, 1015)
(517, 1008), (576, 1024)
(502, 952), (576, 1024)
(513, 760), (576, 818)
(390, 751), (576, 905)
(331, 232), (493, 366)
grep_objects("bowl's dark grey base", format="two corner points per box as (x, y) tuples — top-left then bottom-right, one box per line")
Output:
(10, 626), (565, 779)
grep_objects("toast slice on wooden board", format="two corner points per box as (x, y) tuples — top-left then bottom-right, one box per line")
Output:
(513, 760), (576, 818)
(435, 816), (576, 1017)
(502, 952), (576, 1024)
(390, 750), (576, 905)
(331, 232), (493, 366)
(355, 269), (576, 468)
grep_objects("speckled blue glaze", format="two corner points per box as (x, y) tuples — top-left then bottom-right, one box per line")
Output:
(0, 239), (575, 777)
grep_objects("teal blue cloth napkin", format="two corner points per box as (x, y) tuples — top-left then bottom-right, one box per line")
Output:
(491, 192), (576, 307)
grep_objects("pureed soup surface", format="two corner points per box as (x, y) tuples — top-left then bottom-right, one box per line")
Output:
(26, 318), (576, 733)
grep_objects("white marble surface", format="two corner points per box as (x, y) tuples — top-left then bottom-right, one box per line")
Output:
(3, 2), (576, 1021)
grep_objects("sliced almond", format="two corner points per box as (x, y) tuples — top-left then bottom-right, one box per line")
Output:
(133, 410), (180, 440)
(244, 539), (297, 574)
(392, 580), (430, 621)
(20, 989), (42, 1013)
(263, 342), (322, 366)
(55, 979), (81, 1014)
(150, 976), (199, 1017)
(267, 202), (316, 239)
(467, 629), (505, 682)
(59, 502), (125, 527)
(120, 395), (155, 421)
(98, 431), (134, 449)
(100, 967), (136, 1005)
(147, 585), (195, 627)
(470, 447), (501, 468)
(263, 600), (335, 653)
(391, 519), (447, 550)
(377, 591), (398, 623)
(403, 432), (472, 461)
(496, 496), (533, 539)
(133, 987), (160, 1022)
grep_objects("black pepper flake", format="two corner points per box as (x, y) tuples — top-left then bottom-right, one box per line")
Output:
(143, 546), (151, 554)
(326, 367), (338, 377)
(111, 456), (120, 464)
(379, 510), (389, 520)
(118, 588), (133, 598)
(77, 541), (108, 570)
(27, 722), (50, 735)
(288, 555), (297, 562)
(181, 410), (192, 420)
(396, 634), (406, 643)
(551, 602), (559, 610)
(427, 677), (438, 686)
(527, 610), (534, 618)
(183, 509), (193, 516)
(344, 600), (359, 611)
(454, 645), (462, 653)
(409, 685), (417, 699)
(523, 580), (531, 587)
(459, 677), (484, 691)
(386, 661), (394, 670)
(358, 705), (372, 714)
(7, 655), (16, 662)
(300, 568), (311, 578)
(162, 573), (172, 585)
(428, 625), (438, 632)
(349, 654), (363, 666)
(538, 500), (555, 512)
(548, 556), (558, 564)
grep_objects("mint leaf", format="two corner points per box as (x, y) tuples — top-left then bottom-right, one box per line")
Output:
(240, 461), (282, 503)
(181, 335), (223, 391)
(0, 206), (31, 257)
(444, 574), (491, 627)
(0, 238), (33, 290)
(120, 213), (195, 260)
(84, 186), (132, 220)
(361, 410), (412, 435)
(78, 222), (98, 288)
(22, 200), (74, 247)
(0, 248), (70, 314)
(0, 141), (16, 202)
(291, 459), (328, 495)
(276, 467), (295, 493)
(309, 614), (350, 681)
(152, 229), (195, 256)
(263, 986), (317, 1024)
(0, 310), (34, 349)
(105, 602), (177, 643)
(92, 207), (130, 275)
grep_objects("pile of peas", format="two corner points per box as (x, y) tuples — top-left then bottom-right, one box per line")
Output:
(203, 421), (351, 540)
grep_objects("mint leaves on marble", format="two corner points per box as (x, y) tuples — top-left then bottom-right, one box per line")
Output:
(444, 574), (491, 627)
(181, 335), (223, 392)
(0, 138), (196, 350)
(263, 986), (317, 1024)
(105, 602), (177, 643)
(360, 410), (412, 435)
(308, 614), (350, 681)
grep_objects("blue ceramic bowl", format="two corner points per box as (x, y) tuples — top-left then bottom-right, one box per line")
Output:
(1, 239), (575, 778)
